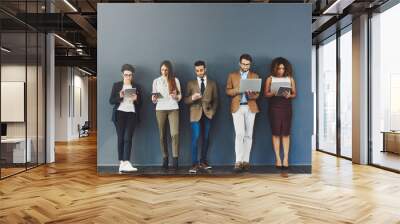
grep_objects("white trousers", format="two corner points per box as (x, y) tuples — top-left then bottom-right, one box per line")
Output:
(232, 105), (256, 163)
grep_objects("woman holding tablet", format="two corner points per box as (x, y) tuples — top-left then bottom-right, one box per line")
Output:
(152, 60), (182, 170)
(264, 57), (296, 169)
(109, 64), (142, 173)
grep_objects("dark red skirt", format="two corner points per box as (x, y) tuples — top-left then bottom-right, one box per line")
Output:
(268, 97), (292, 136)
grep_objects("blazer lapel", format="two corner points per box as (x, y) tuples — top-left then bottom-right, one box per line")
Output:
(193, 79), (201, 94)
(203, 77), (212, 97)
(117, 81), (123, 90)
(233, 71), (241, 86)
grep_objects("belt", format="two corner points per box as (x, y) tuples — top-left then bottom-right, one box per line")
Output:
(240, 102), (248, 105)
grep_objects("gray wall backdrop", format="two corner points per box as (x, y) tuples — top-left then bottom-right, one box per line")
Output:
(97, 3), (312, 167)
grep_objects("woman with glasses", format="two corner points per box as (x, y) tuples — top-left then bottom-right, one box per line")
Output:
(109, 64), (142, 173)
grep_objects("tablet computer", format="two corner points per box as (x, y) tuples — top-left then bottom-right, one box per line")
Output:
(276, 87), (291, 97)
(124, 88), (136, 97)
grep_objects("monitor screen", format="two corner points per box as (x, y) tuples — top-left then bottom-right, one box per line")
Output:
(1, 123), (7, 137)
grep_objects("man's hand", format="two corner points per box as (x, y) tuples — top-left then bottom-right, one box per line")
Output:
(191, 93), (202, 101)
(245, 91), (258, 98)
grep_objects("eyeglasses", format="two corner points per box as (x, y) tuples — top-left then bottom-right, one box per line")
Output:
(123, 73), (133, 77)
(240, 63), (251, 66)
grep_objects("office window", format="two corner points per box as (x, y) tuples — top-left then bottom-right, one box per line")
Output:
(339, 28), (352, 158)
(1, 29), (28, 178)
(317, 35), (337, 154)
(0, 1), (46, 179)
(371, 3), (400, 171)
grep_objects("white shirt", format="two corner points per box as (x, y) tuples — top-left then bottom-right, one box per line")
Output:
(197, 76), (207, 89)
(271, 76), (291, 83)
(240, 71), (249, 103)
(117, 84), (136, 113)
(152, 76), (181, 111)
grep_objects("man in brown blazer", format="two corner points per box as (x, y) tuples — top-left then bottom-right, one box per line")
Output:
(184, 60), (218, 173)
(226, 54), (260, 172)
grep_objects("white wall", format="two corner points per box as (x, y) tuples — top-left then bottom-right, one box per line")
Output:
(1, 64), (41, 138)
(55, 67), (69, 141)
(54, 66), (89, 141)
(1, 63), (46, 163)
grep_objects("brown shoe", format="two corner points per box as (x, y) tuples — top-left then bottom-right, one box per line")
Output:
(242, 162), (250, 171)
(199, 162), (212, 170)
(234, 162), (242, 172)
(189, 164), (199, 173)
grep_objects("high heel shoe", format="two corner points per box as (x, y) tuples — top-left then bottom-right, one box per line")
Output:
(162, 157), (169, 170)
(275, 161), (282, 169)
(282, 159), (289, 170)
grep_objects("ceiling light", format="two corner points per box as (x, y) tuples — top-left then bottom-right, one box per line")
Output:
(1, 47), (11, 53)
(78, 67), (92, 76)
(322, 0), (354, 15)
(54, 34), (75, 48)
(63, 0), (78, 12)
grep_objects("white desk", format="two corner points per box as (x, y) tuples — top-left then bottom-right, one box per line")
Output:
(1, 138), (32, 163)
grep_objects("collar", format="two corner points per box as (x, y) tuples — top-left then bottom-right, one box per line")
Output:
(240, 70), (249, 77)
(197, 76), (207, 82)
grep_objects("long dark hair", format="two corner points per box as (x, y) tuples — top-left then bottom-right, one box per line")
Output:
(270, 57), (293, 77)
(160, 60), (178, 94)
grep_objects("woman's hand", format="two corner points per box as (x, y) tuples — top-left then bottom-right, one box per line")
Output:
(119, 90), (125, 98)
(131, 94), (137, 102)
(263, 77), (275, 98)
(283, 91), (291, 99)
(170, 90), (179, 100)
(151, 94), (158, 104)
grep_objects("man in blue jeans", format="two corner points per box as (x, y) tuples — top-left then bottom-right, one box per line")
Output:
(184, 60), (219, 173)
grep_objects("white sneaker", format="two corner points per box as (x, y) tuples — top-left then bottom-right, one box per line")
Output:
(123, 161), (138, 172)
(118, 162), (125, 173)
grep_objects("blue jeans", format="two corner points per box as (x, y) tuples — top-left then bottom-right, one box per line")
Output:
(191, 115), (211, 165)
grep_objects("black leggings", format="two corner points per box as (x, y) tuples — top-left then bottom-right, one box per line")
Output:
(115, 111), (136, 161)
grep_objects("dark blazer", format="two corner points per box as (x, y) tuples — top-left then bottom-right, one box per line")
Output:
(109, 81), (142, 123)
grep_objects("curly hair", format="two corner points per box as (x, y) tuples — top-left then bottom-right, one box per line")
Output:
(270, 57), (293, 77)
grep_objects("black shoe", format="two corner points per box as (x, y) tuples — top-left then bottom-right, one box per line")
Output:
(172, 157), (178, 170)
(162, 157), (169, 169)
